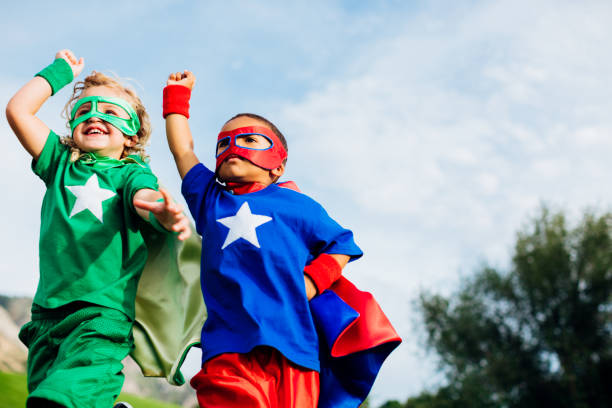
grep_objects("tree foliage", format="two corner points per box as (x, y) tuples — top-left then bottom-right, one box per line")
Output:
(396, 208), (611, 408)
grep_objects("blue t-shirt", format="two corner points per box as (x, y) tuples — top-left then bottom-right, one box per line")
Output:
(182, 163), (362, 371)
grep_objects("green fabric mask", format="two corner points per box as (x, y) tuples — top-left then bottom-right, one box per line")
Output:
(70, 95), (141, 136)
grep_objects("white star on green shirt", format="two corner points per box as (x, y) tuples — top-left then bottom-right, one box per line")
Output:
(65, 174), (116, 223)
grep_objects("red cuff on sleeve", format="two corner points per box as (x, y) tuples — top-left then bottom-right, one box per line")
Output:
(163, 85), (191, 118)
(304, 254), (343, 294)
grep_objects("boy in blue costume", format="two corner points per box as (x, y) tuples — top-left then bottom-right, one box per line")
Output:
(153, 70), (400, 407)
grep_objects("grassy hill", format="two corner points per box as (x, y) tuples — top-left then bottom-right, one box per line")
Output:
(0, 371), (183, 408)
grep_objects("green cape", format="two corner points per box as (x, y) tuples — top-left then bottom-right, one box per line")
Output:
(131, 220), (206, 385)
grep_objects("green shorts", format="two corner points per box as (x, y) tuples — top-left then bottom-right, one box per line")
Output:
(18, 302), (134, 408)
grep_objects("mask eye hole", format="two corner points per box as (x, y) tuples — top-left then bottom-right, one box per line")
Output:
(98, 102), (130, 119)
(216, 136), (231, 157)
(74, 102), (92, 118)
(235, 133), (272, 150)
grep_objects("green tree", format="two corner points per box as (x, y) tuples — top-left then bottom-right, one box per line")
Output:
(413, 208), (611, 408)
(378, 400), (403, 408)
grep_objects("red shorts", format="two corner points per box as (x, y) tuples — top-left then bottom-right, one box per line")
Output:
(190, 346), (319, 408)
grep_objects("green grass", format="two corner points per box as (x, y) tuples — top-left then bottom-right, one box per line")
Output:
(0, 371), (27, 407)
(0, 371), (183, 408)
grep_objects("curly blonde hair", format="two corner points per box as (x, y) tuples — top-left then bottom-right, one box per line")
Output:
(61, 71), (152, 161)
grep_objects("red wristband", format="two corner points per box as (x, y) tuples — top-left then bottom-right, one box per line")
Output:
(163, 85), (191, 118)
(304, 254), (342, 294)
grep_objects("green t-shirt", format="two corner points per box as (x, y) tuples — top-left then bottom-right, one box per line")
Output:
(32, 131), (159, 318)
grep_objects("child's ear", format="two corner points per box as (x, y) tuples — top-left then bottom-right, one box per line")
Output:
(124, 135), (139, 147)
(270, 163), (285, 178)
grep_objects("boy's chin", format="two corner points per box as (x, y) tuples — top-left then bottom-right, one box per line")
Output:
(219, 176), (247, 184)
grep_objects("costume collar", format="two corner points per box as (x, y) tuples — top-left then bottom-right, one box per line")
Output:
(79, 152), (144, 169)
(224, 180), (301, 195)
(225, 182), (267, 195)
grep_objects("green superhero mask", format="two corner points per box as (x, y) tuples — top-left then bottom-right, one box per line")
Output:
(69, 95), (140, 136)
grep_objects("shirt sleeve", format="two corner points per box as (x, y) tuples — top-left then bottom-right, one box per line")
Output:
(304, 199), (363, 262)
(123, 164), (160, 212)
(31, 131), (67, 186)
(181, 163), (217, 234)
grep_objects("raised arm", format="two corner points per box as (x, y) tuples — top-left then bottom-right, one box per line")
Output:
(164, 70), (200, 179)
(5, 50), (83, 160)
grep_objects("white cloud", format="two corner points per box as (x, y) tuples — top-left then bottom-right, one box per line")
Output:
(277, 0), (612, 402)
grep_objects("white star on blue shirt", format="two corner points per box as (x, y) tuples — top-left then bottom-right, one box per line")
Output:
(217, 201), (272, 249)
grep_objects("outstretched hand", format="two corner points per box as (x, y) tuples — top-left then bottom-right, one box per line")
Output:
(134, 188), (191, 241)
(167, 70), (196, 90)
(55, 49), (84, 78)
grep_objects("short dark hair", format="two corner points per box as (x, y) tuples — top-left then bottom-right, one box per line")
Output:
(226, 113), (288, 154)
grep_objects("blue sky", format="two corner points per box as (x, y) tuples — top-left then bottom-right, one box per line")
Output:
(2, 0), (612, 405)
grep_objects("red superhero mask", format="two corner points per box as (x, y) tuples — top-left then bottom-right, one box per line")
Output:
(215, 126), (288, 171)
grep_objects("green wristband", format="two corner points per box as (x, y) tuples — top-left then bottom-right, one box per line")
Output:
(35, 58), (74, 95)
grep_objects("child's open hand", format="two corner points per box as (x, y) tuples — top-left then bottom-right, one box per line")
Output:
(167, 70), (196, 90)
(134, 188), (192, 241)
(55, 49), (84, 78)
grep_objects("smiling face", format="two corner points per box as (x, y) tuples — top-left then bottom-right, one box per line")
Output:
(71, 86), (138, 159)
(216, 116), (285, 185)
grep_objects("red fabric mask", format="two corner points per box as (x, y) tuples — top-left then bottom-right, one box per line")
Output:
(215, 126), (287, 171)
